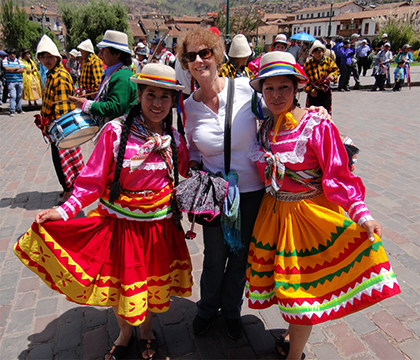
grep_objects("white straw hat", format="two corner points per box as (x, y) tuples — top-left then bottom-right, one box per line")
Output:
(228, 34), (252, 58)
(273, 34), (288, 45)
(249, 51), (309, 92)
(36, 35), (62, 60)
(77, 39), (94, 53)
(69, 49), (78, 57)
(131, 63), (185, 91)
(309, 40), (326, 55)
(97, 30), (131, 54)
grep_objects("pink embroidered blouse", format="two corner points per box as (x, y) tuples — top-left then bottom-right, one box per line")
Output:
(57, 120), (189, 221)
(250, 112), (373, 226)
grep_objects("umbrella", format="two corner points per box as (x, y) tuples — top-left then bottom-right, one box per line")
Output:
(290, 32), (316, 42)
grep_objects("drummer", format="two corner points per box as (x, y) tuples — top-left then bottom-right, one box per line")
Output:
(68, 30), (137, 128)
(36, 35), (84, 205)
(77, 38), (103, 99)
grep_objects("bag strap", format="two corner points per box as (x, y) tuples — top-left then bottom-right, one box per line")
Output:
(224, 78), (234, 174)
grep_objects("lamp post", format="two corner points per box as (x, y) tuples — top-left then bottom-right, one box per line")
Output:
(225, 0), (230, 40)
(328, 2), (333, 37)
(31, 5), (47, 35)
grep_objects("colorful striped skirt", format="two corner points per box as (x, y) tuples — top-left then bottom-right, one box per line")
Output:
(246, 193), (400, 325)
(14, 189), (193, 326)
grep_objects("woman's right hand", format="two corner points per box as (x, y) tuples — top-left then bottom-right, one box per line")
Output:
(35, 209), (62, 224)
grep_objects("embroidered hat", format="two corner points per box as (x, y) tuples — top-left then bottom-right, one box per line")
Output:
(97, 30), (131, 54)
(77, 39), (94, 53)
(69, 49), (78, 57)
(131, 63), (185, 91)
(36, 35), (62, 60)
(228, 34), (252, 58)
(273, 33), (288, 45)
(309, 40), (326, 55)
(249, 51), (309, 92)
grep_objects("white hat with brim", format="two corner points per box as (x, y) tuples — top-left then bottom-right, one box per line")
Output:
(249, 51), (309, 92)
(36, 35), (62, 60)
(69, 49), (78, 57)
(131, 63), (185, 91)
(273, 34), (288, 45)
(229, 34), (252, 58)
(384, 42), (391, 47)
(77, 39), (94, 53)
(309, 40), (326, 55)
(97, 30), (131, 54)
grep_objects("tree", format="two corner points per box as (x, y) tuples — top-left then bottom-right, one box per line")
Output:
(216, 4), (260, 39)
(0, 0), (30, 51)
(373, 9), (420, 53)
(59, 0), (132, 52)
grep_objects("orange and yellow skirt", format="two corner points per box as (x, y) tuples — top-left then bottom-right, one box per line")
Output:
(246, 193), (400, 325)
(14, 189), (192, 326)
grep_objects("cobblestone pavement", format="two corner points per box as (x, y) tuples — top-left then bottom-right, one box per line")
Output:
(0, 87), (419, 360)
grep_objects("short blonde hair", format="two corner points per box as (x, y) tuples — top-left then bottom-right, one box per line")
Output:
(178, 28), (224, 70)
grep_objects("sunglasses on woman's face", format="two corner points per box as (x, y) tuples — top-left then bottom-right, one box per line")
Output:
(183, 48), (213, 62)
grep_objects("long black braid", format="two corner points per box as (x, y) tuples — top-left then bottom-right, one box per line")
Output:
(108, 103), (142, 204)
(164, 108), (184, 231)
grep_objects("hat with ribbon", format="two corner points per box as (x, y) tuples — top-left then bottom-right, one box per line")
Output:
(309, 40), (326, 55)
(131, 63), (184, 91)
(77, 39), (94, 53)
(228, 34), (252, 58)
(273, 33), (288, 45)
(36, 34), (62, 60)
(97, 30), (131, 54)
(249, 51), (309, 92)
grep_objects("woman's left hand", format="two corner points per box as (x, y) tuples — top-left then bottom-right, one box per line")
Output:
(362, 220), (383, 242)
(306, 106), (331, 120)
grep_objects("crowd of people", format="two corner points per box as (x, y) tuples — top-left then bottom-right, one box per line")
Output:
(7, 26), (408, 360)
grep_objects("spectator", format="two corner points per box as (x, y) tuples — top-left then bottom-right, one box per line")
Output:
(68, 49), (78, 84)
(272, 34), (288, 52)
(150, 36), (175, 66)
(219, 34), (254, 79)
(324, 42), (336, 62)
(0, 49), (7, 109)
(356, 39), (371, 76)
(77, 39), (103, 98)
(325, 35), (335, 48)
(372, 42), (392, 91)
(393, 60), (405, 91)
(296, 42), (310, 66)
(287, 39), (300, 60)
(2, 48), (25, 116)
(376, 33), (390, 52)
(338, 40), (354, 92)
(349, 34), (361, 89)
(21, 48), (42, 107)
(332, 36), (344, 67)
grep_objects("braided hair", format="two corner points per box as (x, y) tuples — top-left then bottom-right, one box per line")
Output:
(108, 103), (141, 204)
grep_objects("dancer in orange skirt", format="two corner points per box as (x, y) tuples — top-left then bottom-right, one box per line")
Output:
(246, 52), (400, 359)
(14, 63), (192, 360)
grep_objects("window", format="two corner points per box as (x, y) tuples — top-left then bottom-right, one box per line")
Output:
(311, 13), (314, 18)
(318, 13), (320, 18)
(314, 27), (317, 36)
(346, 24), (349, 30)
(364, 23), (369, 34)
(322, 12), (325, 17)
(319, 26), (322, 35)
(303, 27), (306, 33)
(337, 25), (340, 33)
(355, 23), (358, 29)
(46, 17), (50, 21)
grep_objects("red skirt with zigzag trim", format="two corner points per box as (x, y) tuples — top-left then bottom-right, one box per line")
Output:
(246, 193), (400, 325)
(14, 212), (193, 326)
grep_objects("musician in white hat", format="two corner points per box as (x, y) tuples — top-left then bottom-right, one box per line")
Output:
(77, 38), (103, 98)
(69, 30), (137, 127)
(218, 34), (254, 79)
(36, 35), (84, 205)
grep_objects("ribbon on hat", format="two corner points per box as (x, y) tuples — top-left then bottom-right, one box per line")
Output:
(133, 73), (181, 87)
(259, 60), (308, 82)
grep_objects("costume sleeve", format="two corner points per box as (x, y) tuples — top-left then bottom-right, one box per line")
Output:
(327, 58), (340, 81)
(91, 57), (103, 92)
(312, 119), (373, 225)
(84, 72), (137, 118)
(53, 72), (75, 119)
(303, 61), (315, 93)
(57, 123), (117, 221)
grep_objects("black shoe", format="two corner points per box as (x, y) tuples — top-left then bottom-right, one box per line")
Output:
(226, 318), (244, 340)
(371, 88), (377, 92)
(354, 83), (360, 90)
(344, 88), (350, 91)
(338, 88), (345, 92)
(193, 315), (211, 335)
(16, 108), (25, 114)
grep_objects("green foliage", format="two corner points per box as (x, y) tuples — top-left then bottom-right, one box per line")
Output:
(374, 9), (420, 53)
(217, 5), (260, 39)
(0, 0), (30, 51)
(59, 0), (132, 51)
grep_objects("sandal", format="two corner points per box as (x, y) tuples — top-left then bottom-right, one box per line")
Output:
(275, 336), (306, 360)
(104, 344), (128, 360)
(139, 338), (157, 360)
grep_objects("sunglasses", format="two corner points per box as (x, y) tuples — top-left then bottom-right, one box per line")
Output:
(182, 48), (213, 62)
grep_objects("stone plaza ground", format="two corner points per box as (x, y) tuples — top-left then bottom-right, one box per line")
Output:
(0, 86), (419, 359)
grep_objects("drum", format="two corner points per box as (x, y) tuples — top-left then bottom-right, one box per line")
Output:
(49, 109), (99, 149)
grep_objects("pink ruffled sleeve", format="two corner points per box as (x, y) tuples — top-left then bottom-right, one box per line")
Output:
(56, 123), (117, 221)
(312, 120), (374, 226)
